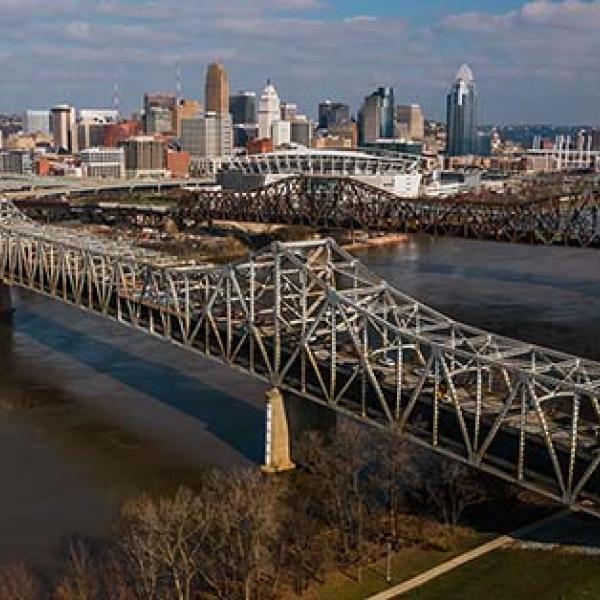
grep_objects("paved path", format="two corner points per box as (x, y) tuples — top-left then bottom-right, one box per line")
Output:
(368, 510), (568, 600)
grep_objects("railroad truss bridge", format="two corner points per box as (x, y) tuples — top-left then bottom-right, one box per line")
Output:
(174, 176), (600, 247)
(17, 175), (600, 248)
(2, 198), (600, 517)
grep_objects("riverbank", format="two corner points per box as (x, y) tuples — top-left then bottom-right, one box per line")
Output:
(343, 233), (411, 252)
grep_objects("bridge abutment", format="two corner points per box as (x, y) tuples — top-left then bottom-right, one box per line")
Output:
(262, 388), (295, 473)
(0, 284), (13, 320)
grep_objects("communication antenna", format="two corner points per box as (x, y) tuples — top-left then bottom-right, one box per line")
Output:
(176, 65), (183, 101)
(113, 80), (120, 115)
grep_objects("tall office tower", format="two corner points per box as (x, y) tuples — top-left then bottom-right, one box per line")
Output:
(318, 101), (350, 129)
(446, 64), (478, 156)
(205, 62), (229, 115)
(230, 91), (257, 125)
(50, 104), (78, 153)
(358, 87), (394, 145)
(290, 116), (312, 147)
(280, 102), (297, 121)
(24, 110), (50, 134)
(396, 104), (425, 141)
(592, 129), (600, 151)
(258, 80), (281, 139)
(143, 92), (177, 134)
(180, 112), (233, 159)
(174, 99), (202, 137)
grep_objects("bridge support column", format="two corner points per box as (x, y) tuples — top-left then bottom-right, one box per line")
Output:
(262, 388), (295, 473)
(0, 284), (13, 320)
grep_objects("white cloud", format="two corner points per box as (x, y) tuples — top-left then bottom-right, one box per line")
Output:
(0, 0), (598, 123)
(343, 15), (379, 25)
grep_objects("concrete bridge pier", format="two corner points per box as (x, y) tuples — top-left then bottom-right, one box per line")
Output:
(262, 388), (295, 473)
(0, 284), (13, 320)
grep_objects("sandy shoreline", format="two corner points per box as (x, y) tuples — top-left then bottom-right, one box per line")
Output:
(342, 233), (411, 251)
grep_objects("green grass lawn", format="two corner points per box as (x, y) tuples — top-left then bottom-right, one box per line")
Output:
(310, 534), (491, 600)
(404, 549), (600, 600)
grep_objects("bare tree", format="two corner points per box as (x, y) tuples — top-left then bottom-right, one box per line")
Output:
(295, 423), (373, 571)
(421, 460), (487, 526)
(53, 540), (101, 600)
(197, 470), (282, 600)
(118, 472), (282, 600)
(120, 487), (211, 600)
(0, 562), (42, 600)
(370, 430), (411, 547)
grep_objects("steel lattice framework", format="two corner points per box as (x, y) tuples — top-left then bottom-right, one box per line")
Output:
(177, 176), (600, 247)
(2, 198), (600, 516)
(227, 149), (421, 176)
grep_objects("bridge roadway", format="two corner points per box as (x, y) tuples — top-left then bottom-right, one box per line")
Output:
(0, 175), (213, 200)
(2, 198), (600, 516)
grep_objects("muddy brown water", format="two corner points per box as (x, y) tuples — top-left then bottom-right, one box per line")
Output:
(1, 234), (600, 569)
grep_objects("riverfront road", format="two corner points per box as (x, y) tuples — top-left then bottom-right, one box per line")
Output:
(2, 199), (600, 517)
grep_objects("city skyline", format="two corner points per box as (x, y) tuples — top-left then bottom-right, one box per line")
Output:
(1, 0), (599, 124)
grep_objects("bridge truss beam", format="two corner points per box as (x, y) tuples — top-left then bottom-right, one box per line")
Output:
(176, 176), (600, 248)
(2, 198), (600, 516)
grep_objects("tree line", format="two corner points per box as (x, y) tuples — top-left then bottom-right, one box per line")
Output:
(0, 423), (490, 600)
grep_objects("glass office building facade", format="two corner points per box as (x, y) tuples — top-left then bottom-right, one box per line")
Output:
(446, 64), (478, 156)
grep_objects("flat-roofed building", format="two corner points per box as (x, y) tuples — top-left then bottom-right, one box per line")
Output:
(51, 104), (78, 153)
(181, 112), (233, 158)
(119, 136), (167, 178)
(24, 110), (50, 134)
(174, 99), (201, 137)
(290, 117), (312, 147)
(143, 92), (177, 134)
(146, 106), (173, 135)
(80, 147), (125, 178)
(396, 104), (425, 141)
(0, 149), (33, 174)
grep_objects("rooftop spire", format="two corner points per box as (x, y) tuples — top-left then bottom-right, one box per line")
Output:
(455, 63), (474, 83)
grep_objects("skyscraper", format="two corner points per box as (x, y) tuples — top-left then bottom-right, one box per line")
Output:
(258, 80), (281, 140)
(174, 99), (202, 137)
(205, 63), (229, 115)
(318, 101), (350, 130)
(358, 87), (394, 145)
(50, 104), (78, 153)
(446, 64), (478, 156)
(181, 113), (233, 159)
(230, 91), (257, 125)
(396, 104), (425, 141)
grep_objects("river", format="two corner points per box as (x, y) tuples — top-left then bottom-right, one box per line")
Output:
(1, 235), (599, 569)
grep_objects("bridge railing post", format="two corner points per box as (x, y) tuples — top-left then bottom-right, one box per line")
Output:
(262, 388), (295, 473)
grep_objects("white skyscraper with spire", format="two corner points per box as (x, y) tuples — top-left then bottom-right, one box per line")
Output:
(258, 80), (281, 140)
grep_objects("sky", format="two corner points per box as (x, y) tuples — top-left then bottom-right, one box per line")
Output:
(1, 0), (599, 124)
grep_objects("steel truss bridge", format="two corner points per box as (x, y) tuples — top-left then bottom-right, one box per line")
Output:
(14, 175), (600, 248)
(175, 176), (600, 247)
(2, 199), (600, 517)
